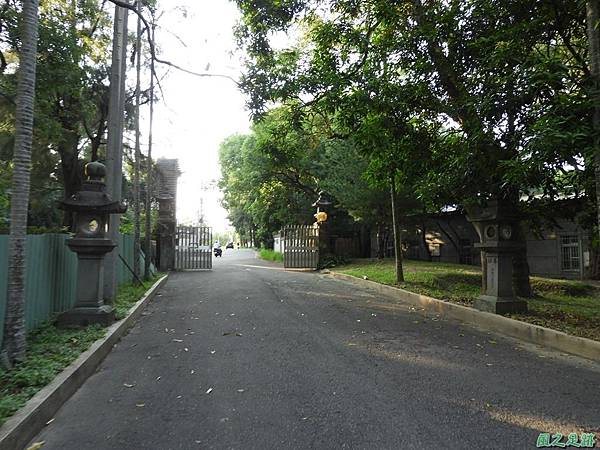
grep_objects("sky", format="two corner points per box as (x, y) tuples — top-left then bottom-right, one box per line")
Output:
(139, 0), (252, 232)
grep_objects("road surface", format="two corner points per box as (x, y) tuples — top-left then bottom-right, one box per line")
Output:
(31, 249), (600, 449)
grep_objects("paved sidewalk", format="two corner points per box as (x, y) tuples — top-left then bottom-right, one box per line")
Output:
(31, 250), (600, 449)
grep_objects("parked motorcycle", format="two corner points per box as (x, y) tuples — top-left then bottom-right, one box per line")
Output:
(214, 247), (222, 257)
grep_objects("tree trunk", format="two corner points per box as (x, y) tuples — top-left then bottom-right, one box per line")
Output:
(144, 20), (155, 281)
(419, 221), (432, 261)
(376, 223), (385, 259)
(59, 131), (82, 227)
(512, 223), (533, 297)
(587, 1), (600, 267)
(2, 0), (40, 366)
(132, 0), (142, 283)
(390, 175), (404, 283)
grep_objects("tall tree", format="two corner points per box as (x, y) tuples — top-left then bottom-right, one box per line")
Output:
(2, 0), (40, 365)
(587, 0), (600, 267)
(144, 16), (156, 281)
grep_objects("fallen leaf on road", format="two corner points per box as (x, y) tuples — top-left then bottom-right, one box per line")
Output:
(223, 331), (242, 336)
(26, 442), (45, 450)
(123, 383), (134, 388)
(206, 388), (213, 394)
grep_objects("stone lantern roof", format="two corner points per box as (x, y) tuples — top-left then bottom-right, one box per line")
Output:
(59, 161), (126, 214)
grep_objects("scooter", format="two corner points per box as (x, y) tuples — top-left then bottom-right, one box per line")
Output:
(214, 247), (222, 257)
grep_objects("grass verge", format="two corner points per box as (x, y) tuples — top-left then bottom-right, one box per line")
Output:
(259, 248), (283, 262)
(336, 259), (600, 341)
(0, 273), (163, 426)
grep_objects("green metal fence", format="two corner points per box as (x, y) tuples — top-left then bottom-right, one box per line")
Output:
(0, 234), (153, 342)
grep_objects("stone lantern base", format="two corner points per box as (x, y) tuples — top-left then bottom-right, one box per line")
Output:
(57, 305), (115, 328)
(474, 296), (528, 314)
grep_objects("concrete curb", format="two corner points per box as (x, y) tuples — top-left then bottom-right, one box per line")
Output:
(0, 274), (169, 450)
(329, 271), (600, 363)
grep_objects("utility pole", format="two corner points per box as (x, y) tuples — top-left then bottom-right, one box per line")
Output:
(104, 2), (129, 302)
(133, 0), (142, 283)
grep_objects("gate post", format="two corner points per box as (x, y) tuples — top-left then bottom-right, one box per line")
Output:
(157, 197), (176, 271)
(156, 158), (181, 271)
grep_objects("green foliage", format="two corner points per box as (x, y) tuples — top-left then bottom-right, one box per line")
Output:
(258, 248), (283, 262)
(0, 323), (106, 425)
(318, 254), (348, 269)
(113, 273), (164, 319)
(0, 274), (164, 425)
(233, 0), (592, 220)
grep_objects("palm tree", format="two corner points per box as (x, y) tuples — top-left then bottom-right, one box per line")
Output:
(2, 0), (40, 365)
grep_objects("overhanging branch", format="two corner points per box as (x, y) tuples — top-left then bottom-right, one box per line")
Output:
(106, 0), (240, 87)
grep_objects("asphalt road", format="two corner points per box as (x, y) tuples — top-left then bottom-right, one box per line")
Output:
(31, 249), (600, 450)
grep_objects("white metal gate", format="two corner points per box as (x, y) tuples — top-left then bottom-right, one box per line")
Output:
(175, 225), (212, 270)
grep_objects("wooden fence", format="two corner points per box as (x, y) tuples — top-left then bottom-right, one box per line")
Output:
(283, 225), (319, 269)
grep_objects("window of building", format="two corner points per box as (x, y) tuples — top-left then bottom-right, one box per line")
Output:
(560, 235), (580, 271)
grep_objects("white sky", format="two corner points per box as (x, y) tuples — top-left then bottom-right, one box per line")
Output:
(138, 0), (251, 232)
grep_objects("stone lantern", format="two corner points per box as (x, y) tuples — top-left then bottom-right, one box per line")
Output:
(58, 161), (127, 327)
(466, 200), (527, 314)
(312, 191), (333, 256)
